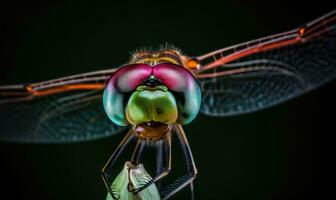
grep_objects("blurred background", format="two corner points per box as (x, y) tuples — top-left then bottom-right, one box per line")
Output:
(0, 0), (335, 199)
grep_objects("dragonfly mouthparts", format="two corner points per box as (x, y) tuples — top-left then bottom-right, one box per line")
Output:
(134, 121), (172, 141)
(142, 75), (163, 87)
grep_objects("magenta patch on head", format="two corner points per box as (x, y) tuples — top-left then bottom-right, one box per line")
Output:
(107, 64), (152, 92)
(153, 63), (197, 92)
(106, 63), (198, 93)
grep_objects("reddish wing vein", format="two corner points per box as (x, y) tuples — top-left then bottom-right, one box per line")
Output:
(0, 68), (124, 143)
(0, 68), (116, 105)
(195, 10), (336, 116)
(196, 10), (336, 78)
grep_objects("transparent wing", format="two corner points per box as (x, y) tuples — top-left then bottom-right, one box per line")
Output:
(196, 10), (336, 116)
(0, 68), (126, 143)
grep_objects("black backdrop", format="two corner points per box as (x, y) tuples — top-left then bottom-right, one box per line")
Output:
(0, 0), (335, 199)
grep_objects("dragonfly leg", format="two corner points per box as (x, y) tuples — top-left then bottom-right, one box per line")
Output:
(129, 133), (172, 194)
(102, 129), (136, 200)
(155, 139), (166, 190)
(159, 124), (197, 200)
(130, 139), (145, 165)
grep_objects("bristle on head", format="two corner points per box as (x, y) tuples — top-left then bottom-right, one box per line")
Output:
(130, 44), (182, 64)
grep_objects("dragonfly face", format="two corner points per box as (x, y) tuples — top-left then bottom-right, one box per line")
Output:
(103, 50), (202, 141)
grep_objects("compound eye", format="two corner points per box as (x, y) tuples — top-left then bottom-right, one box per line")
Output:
(153, 64), (201, 124)
(103, 64), (152, 126)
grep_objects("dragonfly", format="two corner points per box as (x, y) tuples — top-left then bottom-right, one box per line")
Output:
(1, 10), (336, 200)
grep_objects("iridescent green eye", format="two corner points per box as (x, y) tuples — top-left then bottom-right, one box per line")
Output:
(153, 64), (201, 125)
(103, 64), (152, 126)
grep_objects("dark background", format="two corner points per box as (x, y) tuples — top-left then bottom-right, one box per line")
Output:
(0, 0), (335, 199)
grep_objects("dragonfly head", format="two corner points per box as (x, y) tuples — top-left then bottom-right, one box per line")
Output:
(103, 50), (201, 141)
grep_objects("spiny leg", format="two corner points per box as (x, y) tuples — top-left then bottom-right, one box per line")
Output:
(160, 124), (197, 200)
(176, 124), (197, 200)
(156, 138), (170, 191)
(102, 129), (135, 200)
(130, 139), (145, 165)
(130, 133), (172, 194)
